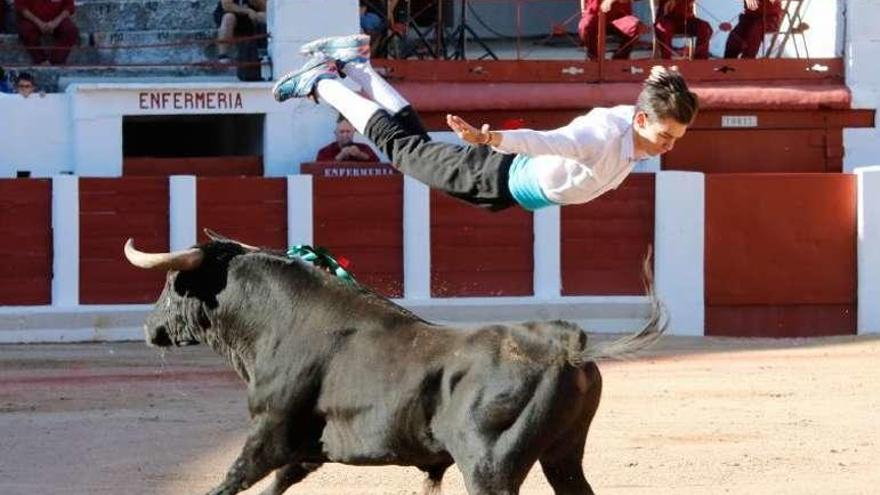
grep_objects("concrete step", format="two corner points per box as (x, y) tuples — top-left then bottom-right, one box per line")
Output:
(2, 0), (216, 33)
(75, 0), (217, 33)
(0, 29), (262, 66)
(5, 64), (240, 92)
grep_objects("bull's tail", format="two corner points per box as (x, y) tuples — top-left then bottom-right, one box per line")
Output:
(569, 248), (668, 365)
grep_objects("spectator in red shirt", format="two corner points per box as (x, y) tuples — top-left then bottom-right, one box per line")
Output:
(654, 0), (712, 59)
(578, 0), (647, 60)
(724, 0), (782, 59)
(316, 115), (381, 162)
(15, 0), (79, 65)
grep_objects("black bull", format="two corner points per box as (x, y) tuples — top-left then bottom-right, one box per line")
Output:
(125, 235), (666, 495)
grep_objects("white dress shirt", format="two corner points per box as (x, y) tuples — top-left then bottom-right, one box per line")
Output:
(494, 105), (642, 205)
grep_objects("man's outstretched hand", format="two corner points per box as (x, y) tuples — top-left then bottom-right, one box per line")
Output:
(446, 114), (492, 146)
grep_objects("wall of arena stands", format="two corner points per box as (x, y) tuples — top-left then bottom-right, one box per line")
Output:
(2, 165), (880, 342)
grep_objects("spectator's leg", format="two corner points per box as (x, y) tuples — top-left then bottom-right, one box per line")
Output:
(739, 16), (766, 58)
(49, 18), (78, 65)
(692, 18), (713, 59)
(654, 17), (676, 59)
(724, 14), (748, 58)
(360, 12), (385, 55)
(578, 11), (599, 59)
(17, 19), (48, 64)
(217, 12), (237, 59)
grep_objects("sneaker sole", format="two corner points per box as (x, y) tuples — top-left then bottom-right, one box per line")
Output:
(271, 59), (330, 102)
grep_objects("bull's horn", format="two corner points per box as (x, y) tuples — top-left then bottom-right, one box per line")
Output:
(124, 239), (204, 271)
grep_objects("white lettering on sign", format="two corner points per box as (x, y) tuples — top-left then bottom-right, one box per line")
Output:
(323, 168), (395, 177)
(721, 115), (758, 128)
(138, 91), (244, 110)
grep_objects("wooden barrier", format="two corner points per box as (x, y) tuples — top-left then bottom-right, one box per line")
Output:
(79, 178), (169, 303)
(705, 174), (856, 337)
(0, 179), (52, 305)
(561, 174), (655, 295)
(430, 192), (533, 297)
(196, 177), (287, 248)
(312, 175), (404, 298)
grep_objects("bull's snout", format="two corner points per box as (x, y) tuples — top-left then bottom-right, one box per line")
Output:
(145, 324), (173, 347)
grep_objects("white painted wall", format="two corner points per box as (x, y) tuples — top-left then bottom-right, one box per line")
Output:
(0, 94), (72, 177)
(269, 0), (360, 82)
(856, 166), (880, 334)
(844, 0), (880, 172)
(655, 171), (705, 336)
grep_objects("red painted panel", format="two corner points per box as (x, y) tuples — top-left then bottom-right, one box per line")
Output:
(430, 192), (533, 297)
(664, 129), (835, 173)
(707, 305), (855, 338)
(196, 178), (287, 249)
(313, 176), (403, 297)
(79, 178), (169, 304)
(705, 174), (856, 336)
(561, 174), (655, 295)
(0, 179), (51, 305)
(124, 156), (263, 176)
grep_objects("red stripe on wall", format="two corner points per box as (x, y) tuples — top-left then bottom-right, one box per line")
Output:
(313, 176), (403, 298)
(124, 156), (263, 176)
(561, 174), (655, 295)
(0, 179), (51, 305)
(79, 178), (169, 304)
(196, 178), (288, 248)
(665, 129), (837, 173)
(430, 192), (533, 297)
(705, 174), (856, 337)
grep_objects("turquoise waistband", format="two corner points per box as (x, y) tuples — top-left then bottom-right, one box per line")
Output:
(507, 154), (556, 211)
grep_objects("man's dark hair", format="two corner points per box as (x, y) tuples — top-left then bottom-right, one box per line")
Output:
(635, 66), (699, 125)
(17, 72), (34, 84)
(336, 113), (348, 124)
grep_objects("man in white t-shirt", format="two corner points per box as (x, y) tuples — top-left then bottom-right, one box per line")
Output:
(273, 34), (699, 211)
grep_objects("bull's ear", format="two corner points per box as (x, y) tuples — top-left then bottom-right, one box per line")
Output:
(203, 228), (259, 252)
(204, 229), (226, 241)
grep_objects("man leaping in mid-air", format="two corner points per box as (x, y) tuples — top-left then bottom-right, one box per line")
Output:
(273, 34), (698, 212)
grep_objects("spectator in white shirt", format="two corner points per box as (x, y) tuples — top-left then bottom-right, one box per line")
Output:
(274, 34), (698, 211)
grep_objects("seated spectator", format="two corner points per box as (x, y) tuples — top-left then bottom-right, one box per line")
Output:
(15, 0), (79, 65)
(360, 1), (387, 56)
(724, 0), (782, 59)
(15, 71), (36, 97)
(0, 68), (15, 94)
(654, 0), (712, 59)
(579, 0), (648, 60)
(316, 115), (380, 162)
(214, 0), (267, 63)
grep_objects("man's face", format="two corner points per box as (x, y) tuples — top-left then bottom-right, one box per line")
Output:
(17, 79), (34, 98)
(633, 111), (689, 157)
(335, 121), (356, 147)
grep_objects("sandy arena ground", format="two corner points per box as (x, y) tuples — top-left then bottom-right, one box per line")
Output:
(1, 334), (879, 495)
